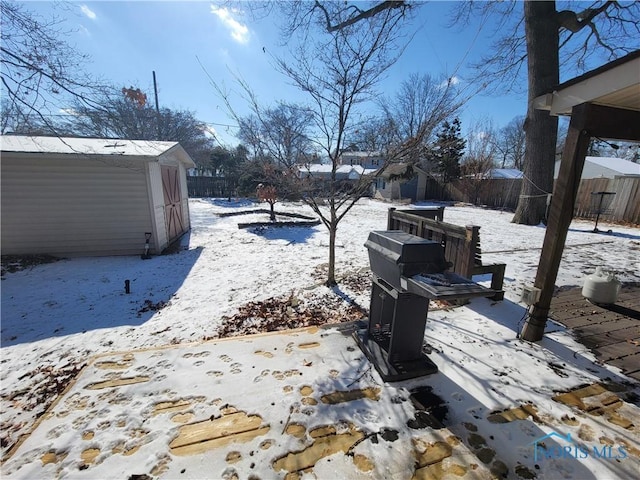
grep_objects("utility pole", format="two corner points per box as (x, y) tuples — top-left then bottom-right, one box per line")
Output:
(153, 71), (161, 140)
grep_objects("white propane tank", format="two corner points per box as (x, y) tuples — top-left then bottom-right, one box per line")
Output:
(581, 267), (621, 305)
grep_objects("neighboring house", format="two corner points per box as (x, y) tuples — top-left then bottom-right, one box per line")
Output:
(1, 135), (196, 256)
(373, 163), (418, 201)
(554, 156), (640, 179)
(299, 164), (377, 181)
(297, 163), (377, 196)
(339, 151), (384, 169)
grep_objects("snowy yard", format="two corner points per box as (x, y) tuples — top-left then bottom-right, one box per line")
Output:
(1, 198), (639, 479)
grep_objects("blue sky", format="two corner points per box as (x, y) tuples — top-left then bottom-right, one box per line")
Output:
(20, 1), (608, 146)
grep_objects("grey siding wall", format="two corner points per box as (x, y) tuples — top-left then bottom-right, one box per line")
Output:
(1, 156), (153, 256)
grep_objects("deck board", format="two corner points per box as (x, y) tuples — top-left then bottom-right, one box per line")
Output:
(549, 282), (640, 381)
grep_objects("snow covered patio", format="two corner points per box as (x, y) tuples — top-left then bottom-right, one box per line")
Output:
(3, 305), (640, 479)
(2, 198), (639, 479)
(2, 325), (497, 479)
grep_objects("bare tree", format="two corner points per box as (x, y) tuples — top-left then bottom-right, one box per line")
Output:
(494, 116), (526, 169)
(348, 115), (394, 152)
(464, 118), (497, 172)
(275, 1), (412, 36)
(254, 1), (637, 226)
(384, 73), (462, 143)
(274, 4), (412, 286)
(380, 72), (463, 165)
(0, 1), (107, 133)
(213, 2), (412, 286)
(62, 89), (216, 169)
(237, 102), (315, 167)
(459, 118), (497, 204)
(453, 1), (640, 225)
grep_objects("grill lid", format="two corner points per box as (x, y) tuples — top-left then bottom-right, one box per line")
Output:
(364, 230), (443, 264)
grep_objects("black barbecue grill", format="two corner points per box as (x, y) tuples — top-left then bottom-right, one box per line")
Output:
(354, 230), (496, 381)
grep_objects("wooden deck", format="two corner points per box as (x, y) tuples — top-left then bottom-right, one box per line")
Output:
(549, 283), (640, 381)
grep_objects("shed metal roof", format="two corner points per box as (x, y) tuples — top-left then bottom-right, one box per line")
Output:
(1, 135), (196, 167)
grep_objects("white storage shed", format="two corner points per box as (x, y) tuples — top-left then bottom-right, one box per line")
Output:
(1, 135), (196, 257)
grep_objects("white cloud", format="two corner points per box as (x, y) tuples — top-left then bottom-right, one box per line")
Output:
(80, 4), (97, 20)
(202, 124), (218, 138)
(440, 76), (461, 89)
(210, 6), (250, 44)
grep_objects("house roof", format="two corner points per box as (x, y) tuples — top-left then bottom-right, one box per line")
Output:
(583, 156), (640, 175)
(1, 135), (196, 167)
(554, 155), (640, 178)
(487, 168), (523, 179)
(302, 164), (377, 177)
(379, 163), (413, 179)
(533, 50), (640, 116)
(340, 151), (383, 158)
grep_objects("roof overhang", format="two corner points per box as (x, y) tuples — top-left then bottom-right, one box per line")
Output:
(534, 50), (640, 116)
(159, 143), (196, 168)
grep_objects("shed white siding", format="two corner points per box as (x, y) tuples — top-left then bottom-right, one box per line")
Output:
(1, 155), (153, 256)
(1, 136), (196, 257)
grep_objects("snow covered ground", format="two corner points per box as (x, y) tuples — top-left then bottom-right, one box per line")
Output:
(1, 198), (639, 479)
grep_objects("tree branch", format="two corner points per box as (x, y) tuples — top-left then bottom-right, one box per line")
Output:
(315, 0), (409, 32)
(556, 1), (615, 33)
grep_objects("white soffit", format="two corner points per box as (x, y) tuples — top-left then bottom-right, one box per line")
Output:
(534, 54), (640, 116)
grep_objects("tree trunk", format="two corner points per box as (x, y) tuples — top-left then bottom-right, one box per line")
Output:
(269, 202), (276, 222)
(512, 1), (559, 225)
(326, 203), (338, 287)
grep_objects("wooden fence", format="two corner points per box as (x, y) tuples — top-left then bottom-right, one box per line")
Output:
(573, 177), (640, 224)
(424, 178), (523, 211)
(187, 176), (235, 198)
(423, 176), (639, 224)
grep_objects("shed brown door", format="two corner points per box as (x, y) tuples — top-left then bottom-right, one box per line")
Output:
(161, 166), (185, 242)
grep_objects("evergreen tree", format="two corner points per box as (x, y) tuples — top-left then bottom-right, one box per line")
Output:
(432, 118), (465, 183)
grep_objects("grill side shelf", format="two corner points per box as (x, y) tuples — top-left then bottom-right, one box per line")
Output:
(405, 273), (496, 300)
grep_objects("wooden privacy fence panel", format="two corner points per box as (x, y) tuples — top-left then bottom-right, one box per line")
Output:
(470, 179), (523, 210)
(573, 177), (640, 224)
(187, 176), (234, 198)
(448, 178), (523, 210)
(424, 178), (523, 210)
(424, 178), (451, 202)
(422, 175), (638, 224)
